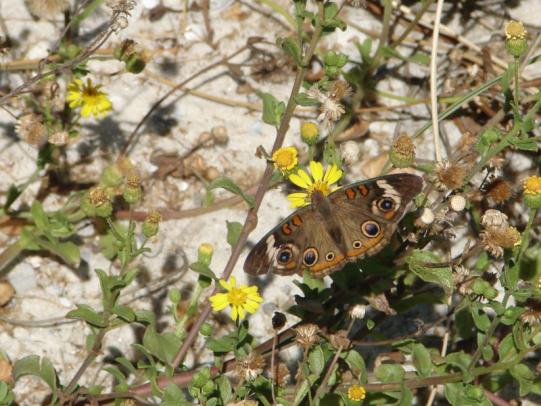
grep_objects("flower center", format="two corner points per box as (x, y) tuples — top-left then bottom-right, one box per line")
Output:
(525, 177), (541, 194)
(311, 180), (331, 196)
(227, 287), (247, 306)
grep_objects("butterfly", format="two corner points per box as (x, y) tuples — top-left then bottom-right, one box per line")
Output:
(243, 173), (423, 278)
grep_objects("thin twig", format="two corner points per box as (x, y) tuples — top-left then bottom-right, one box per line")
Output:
(429, 0), (444, 163)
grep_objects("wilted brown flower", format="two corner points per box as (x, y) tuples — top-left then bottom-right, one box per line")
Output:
(329, 330), (350, 349)
(485, 179), (512, 204)
(16, 113), (48, 146)
(431, 160), (467, 191)
(480, 225), (521, 258)
(520, 300), (541, 325)
(234, 352), (265, 381)
(48, 130), (71, 146)
(306, 86), (346, 128)
(294, 323), (319, 349)
(272, 363), (291, 386)
(480, 209), (509, 229)
(329, 80), (352, 100)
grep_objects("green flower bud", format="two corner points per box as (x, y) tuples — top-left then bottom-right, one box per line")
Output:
(101, 164), (124, 187)
(505, 21), (528, 57)
(88, 186), (112, 218)
(142, 210), (161, 238)
(200, 322), (213, 336)
(197, 243), (214, 266)
(390, 134), (415, 168)
(81, 193), (96, 217)
(95, 201), (113, 218)
(169, 289), (181, 304)
(125, 53), (146, 74)
(123, 186), (142, 204)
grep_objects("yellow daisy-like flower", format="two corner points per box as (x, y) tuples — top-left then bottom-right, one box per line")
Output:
(287, 161), (342, 208)
(347, 384), (366, 401)
(272, 147), (298, 173)
(209, 276), (263, 321)
(66, 78), (112, 118)
(523, 176), (541, 209)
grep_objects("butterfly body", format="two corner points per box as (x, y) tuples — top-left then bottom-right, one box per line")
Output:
(244, 173), (423, 278)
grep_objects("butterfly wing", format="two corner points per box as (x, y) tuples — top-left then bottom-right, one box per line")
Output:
(328, 173), (423, 263)
(243, 205), (345, 276)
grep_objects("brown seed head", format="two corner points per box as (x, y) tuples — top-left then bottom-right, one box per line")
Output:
(486, 179), (512, 204)
(433, 160), (467, 190)
(272, 312), (287, 330)
(329, 329), (350, 349)
(16, 113), (48, 146)
(294, 323), (319, 349)
(234, 352), (265, 381)
(329, 80), (351, 100)
(272, 363), (291, 386)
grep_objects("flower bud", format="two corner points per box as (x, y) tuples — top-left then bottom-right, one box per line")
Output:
(101, 163), (124, 187)
(200, 322), (213, 336)
(272, 312), (287, 330)
(389, 134), (415, 168)
(125, 53), (147, 74)
(505, 20), (527, 57)
(523, 176), (541, 209)
(197, 243), (214, 266)
(169, 288), (181, 304)
(88, 186), (112, 218)
(300, 121), (319, 145)
(142, 210), (162, 238)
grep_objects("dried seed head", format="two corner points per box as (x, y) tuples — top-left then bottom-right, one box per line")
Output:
(480, 209), (509, 229)
(520, 301), (541, 325)
(204, 166), (220, 181)
(480, 225), (521, 258)
(272, 312), (287, 330)
(48, 130), (71, 146)
(16, 113), (48, 146)
(272, 363), (291, 386)
(432, 160), (467, 191)
(25, 0), (69, 19)
(329, 329), (350, 349)
(294, 323), (319, 349)
(390, 134), (415, 168)
(329, 80), (351, 100)
(418, 208), (435, 226)
(234, 352), (265, 381)
(350, 304), (366, 320)
(211, 125), (229, 145)
(340, 141), (360, 165)
(485, 179), (512, 204)
(449, 195), (466, 212)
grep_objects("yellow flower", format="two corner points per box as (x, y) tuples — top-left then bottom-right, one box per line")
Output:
(272, 147), (298, 173)
(505, 20), (527, 40)
(523, 176), (541, 209)
(300, 122), (319, 145)
(347, 384), (366, 401)
(287, 161), (342, 208)
(209, 276), (263, 321)
(66, 78), (112, 118)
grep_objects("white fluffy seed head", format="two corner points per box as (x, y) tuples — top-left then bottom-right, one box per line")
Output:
(449, 195), (466, 212)
(340, 141), (360, 165)
(419, 208), (435, 225)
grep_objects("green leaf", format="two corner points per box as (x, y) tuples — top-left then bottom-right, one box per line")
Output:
(103, 365), (126, 383)
(411, 344), (432, 377)
(445, 351), (473, 382)
(509, 136), (538, 151)
(4, 184), (22, 211)
(216, 375), (232, 404)
(259, 92), (285, 128)
(405, 250), (453, 293)
(341, 350), (366, 379)
(66, 304), (107, 327)
(208, 177), (255, 207)
(510, 363), (534, 396)
(501, 306), (524, 325)
(206, 336), (237, 353)
(189, 261), (216, 280)
(278, 37), (302, 66)
(293, 93), (319, 106)
(293, 379), (310, 406)
(498, 333), (518, 361)
(323, 139), (342, 168)
(375, 364), (404, 383)
(31, 201), (50, 234)
(357, 38), (372, 63)
(142, 326), (181, 365)
(112, 305), (135, 322)
(13, 356), (57, 395)
(470, 303), (491, 332)
(226, 221), (243, 248)
(50, 241), (80, 267)
(163, 383), (188, 405)
(308, 346), (325, 376)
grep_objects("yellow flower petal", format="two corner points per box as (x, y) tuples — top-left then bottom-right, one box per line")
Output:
(219, 278), (232, 291)
(237, 306), (246, 320)
(209, 293), (229, 310)
(231, 305), (238, 321)
(287, 192), (309, 208)
(310, 161), (324, 182)
(324, 164), (342, 184)
(289, 169), (312, 189)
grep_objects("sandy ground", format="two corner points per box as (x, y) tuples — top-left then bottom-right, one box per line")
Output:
(0, 0), (540, 403)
